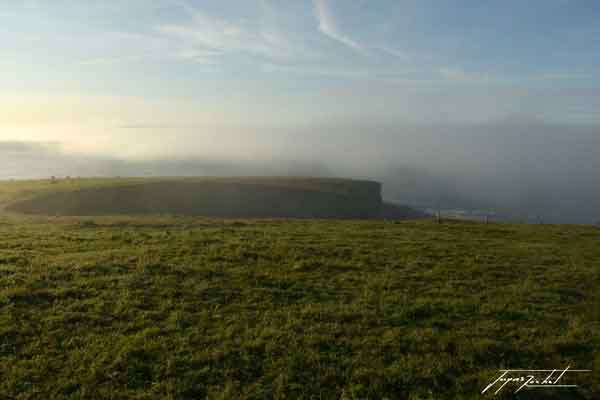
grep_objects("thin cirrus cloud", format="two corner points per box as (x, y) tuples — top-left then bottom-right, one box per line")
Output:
(312, 0), (364, 54)
(155, 2), (302, 63)
(378, 46), (410, 60)
(157, 0), (404, 67)
(71, 1), (406, 80)
(311, 1), (411, 62)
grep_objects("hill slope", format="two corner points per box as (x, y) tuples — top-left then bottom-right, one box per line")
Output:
(2, 177), (423, 219)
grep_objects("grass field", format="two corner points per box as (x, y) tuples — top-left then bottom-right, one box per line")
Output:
(1, 177), (398, 220)
(0, 179), (598, 399)
(0, 177), (381, 210)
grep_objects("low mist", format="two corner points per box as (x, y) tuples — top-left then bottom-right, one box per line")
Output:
(3, 119), (600, 224)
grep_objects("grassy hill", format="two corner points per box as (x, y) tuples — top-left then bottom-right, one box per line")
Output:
(1, 177), (422, 220)
(0, 179), (598, 399)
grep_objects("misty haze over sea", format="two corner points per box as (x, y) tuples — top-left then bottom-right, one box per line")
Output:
(4, 119), (600, 225)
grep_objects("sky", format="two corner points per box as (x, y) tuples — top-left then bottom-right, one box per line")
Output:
(2, 0), (600, 222)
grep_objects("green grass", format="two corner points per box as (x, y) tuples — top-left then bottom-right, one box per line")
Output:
(0, 177), (379, 211)
(1, 177), (387, 220)
(0, 180), (598, 399)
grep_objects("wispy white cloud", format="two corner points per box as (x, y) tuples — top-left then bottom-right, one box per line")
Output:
(77, 2), (410, 75)
(156, 1), (302, 63)
(313, 0), (364, 53)
(378, 46), (410, 60)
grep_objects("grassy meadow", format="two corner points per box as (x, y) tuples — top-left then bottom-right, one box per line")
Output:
(0, 179), (598, 399)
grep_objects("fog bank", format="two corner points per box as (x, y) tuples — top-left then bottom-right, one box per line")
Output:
(2, 120), (600, 224)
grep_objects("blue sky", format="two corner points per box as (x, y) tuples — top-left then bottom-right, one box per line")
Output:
(1, 0), (600, 158)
